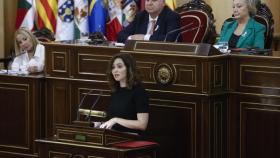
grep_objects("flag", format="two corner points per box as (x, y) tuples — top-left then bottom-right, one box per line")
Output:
(106, 0), (123, 41)
(122, 0), (138, 27)
(88, 0), (108, 34)
(36, 0), (58, 33)
(74, 0), (89, 39)
(165, 0), (176, 10)
(56, 0), (75, 41)
(15, 0), (36, 30)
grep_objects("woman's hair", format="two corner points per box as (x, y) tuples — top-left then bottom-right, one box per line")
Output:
(14, 27), (39, 55)
(245, 0), (258, 16)
(107, 53), (142, 92)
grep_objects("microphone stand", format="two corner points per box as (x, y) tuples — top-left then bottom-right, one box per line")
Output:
(76, 89), (95, 121)
(86, 91), (103, 125)
(164, 22), (194, 42)
(175, 26), (202, 42)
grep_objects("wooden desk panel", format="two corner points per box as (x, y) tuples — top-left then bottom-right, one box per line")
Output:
(36, 139), (158, 158)
(0, 74), (44, 158)
(228, 54), (280, 158)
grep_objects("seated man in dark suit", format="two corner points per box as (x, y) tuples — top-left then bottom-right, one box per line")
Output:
(117, 0), (181, 43)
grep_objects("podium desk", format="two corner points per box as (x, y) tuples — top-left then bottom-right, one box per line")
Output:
(36, 124), (158, 158)
(0, 73), (44, 158)
(36, 139), (158, 158)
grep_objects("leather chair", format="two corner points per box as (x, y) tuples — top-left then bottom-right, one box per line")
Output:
(255, 2), (274, 49)
(33, 27), (55, 42)
(176, 0), (216, 44)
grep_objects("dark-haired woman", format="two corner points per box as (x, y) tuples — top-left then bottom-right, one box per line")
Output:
(100, 53), (149, 135)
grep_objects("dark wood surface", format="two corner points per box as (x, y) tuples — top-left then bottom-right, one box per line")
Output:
(0, 74), (44, 158)
(36, 139), (158, 158)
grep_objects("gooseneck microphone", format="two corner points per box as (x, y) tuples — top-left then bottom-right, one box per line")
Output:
(175, 25), (202, 42)
(76, 89), (95, 121)
(86, 91), (103, 122)
(164, 22), (194, 42)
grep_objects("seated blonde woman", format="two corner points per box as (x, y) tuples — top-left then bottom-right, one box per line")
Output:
(218, 0), (265, 49)
(11, 27), (45, 73)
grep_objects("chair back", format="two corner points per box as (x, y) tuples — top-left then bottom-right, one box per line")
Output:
(33, 28), (55, 42)
(176, 0), (216, 44)
(255, 2), (274, 49)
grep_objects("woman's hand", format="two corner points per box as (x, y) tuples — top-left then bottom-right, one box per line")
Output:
(100, 118), (118, 129)
(27, 66), (38, 73)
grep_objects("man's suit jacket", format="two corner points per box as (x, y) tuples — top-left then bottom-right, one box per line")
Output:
(219, 17), (265, 49)
(117, 6), (181, 43)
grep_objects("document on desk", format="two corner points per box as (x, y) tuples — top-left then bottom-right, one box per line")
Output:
(0, 69), (29, 75)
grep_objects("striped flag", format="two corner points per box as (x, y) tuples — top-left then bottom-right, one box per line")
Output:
(36, 0), (58, 33)
(88, 0), (108, 34)
(15, 0), (36, 30)
(165, 0), (176, 10)
(74, 0), (89, 39)
(55, 0), (75, 41)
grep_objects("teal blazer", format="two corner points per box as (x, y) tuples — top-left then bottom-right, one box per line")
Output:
(219, 17), (265, 49)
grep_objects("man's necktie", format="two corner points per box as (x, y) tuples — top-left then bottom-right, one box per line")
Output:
(149, 20), (157, 35)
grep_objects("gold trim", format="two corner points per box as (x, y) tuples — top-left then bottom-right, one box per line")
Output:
(239, 101), (280, 158)
(137, 61), (157, 84)
(154, 63), (174, 85)
(52, 51), (67, 72)
(78, 109), (107, 118)
(133, 41), (198, 54)
(0, 83), (31, 150)
(240, 64), (280, 89)
(214, 102), (223, 158)
(88, 156), (106, 158)
(121, 50), (227, 58)
(77, 53), (110, 76)
(49, 151), (72, 158)
(214, 64), (223, 88)
(173, 64), (197, 87)
(57, 129), (103, 146)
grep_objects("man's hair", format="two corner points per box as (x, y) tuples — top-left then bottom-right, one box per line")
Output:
(14, 27), (39, 56)
(106, 53), (142, 92)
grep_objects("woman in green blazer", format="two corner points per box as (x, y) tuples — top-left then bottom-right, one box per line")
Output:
(218, 0), (265, 49)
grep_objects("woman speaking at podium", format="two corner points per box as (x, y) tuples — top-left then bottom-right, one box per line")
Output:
(99, 53), (149, 135)
(11, 27), (45, 73)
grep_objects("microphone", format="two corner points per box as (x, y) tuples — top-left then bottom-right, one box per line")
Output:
(175, 25), (202, 42)
(164, 22), (194, 42)
(86, 91), (103, 122)
(76, 89), (95, 121)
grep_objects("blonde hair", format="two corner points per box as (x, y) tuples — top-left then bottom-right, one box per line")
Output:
(245, 0), (258, 16)
(14, 27), (39, 56)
